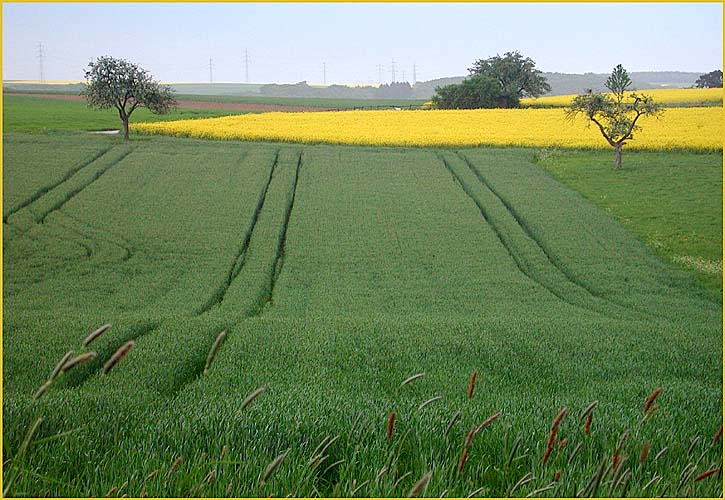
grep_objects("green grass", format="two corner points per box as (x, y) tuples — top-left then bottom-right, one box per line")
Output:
(536, 148), (723, 293)
(2, 95), (253, 133)
(3, 131), (721, 497)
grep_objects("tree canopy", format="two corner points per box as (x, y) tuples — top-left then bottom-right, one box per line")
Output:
(81, 56), (176, 140)
(694, 70), (723, 88)
(468, 51), (551, 105)
(605, 64), (633, 96)
(431, 75), (503, 109)
(566, 65), (663, 169)
(432, 51), (549, 109)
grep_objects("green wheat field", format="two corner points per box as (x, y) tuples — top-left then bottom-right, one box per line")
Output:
(2, 96), (722, 497)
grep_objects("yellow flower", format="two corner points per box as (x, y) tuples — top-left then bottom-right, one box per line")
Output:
(134, 106), (722, 151)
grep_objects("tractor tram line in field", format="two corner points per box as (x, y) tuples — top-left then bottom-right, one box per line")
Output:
(196, 150), (281, 315)
(454, 151), (662, 321)
(54, 210), (135, 262)
(439, 151), (642, 320)
(265, 150), (303, 311)
(196, 149), (304, 319)
(2, 144), (138, 278)
(50, 211), (134, 263)
(2, 144), (116, 224)
(38, 146), (136, 224)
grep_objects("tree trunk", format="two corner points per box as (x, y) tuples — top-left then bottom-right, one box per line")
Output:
(614, 143), (623, 169)
(122, 118), (130, 141)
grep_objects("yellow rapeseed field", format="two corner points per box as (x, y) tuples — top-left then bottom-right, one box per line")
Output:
(134, 107), (722, 150)
(522, 87), (723, 107)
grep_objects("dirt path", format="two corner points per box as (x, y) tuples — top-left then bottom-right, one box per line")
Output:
(6, 92), (333, 112)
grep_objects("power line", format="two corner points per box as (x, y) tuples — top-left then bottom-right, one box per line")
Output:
(401, 69), (406, 82)
(391, 59), (396, 83)
(377, 64), (383, 85)
(37, 42), (45, 83)
(413, 64), (417, 85)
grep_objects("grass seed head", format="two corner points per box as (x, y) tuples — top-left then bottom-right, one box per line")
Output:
(714, 424), (723, 444)
(62, 352), (97, 373)
(508, 472), (534, 496)
(83, 323), (111, 346)
(542, 445), (554, 465)
(239, 386), (266, 412)
(418, 396), (442, 412)
(467, 486), (485, 498)
(694, 467), (721, 482)
(457, 446), (470, 474)
(640, 441), (650, 463)
(643, 474), (661, 491)
(386, 410), (396, 441)
(261, 449), (289, 485)
(464, 424), (477, 449)
(579, 400), (598, 420)
(33, 380), (53, 400)
(477, 411), (502, 433)
(103, 341), (135, 374)
(445, 411), (461, 436)
(654, 446), (668, 461)
(50, 351), (74, 381)
(643, 387), (662, 414)
(407, 471), (432, 498)
(401, 372), (425, 386)
(544, 406), (568, 464)
(467, 370), (477, 399)
(583, 412), (593, 436)
(167, 456), (183, 476)
(549, 407), (569, 447)
(458, 424), (478, 473)
(553, 470), (562, 482)
(687, 435), (700, 456)
(203, 330), (227, 376)
(567, 442), (583, 465)
(612, 430), (630, 469)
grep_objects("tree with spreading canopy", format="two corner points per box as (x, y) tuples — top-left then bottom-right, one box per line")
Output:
(431, 75), (503, 109)
(694, 70), (723, 88)
(81, 56), (177, 140)
(468, 51), (551, 107)
(566, 64), (663, 169)
(432, 51), (549, 109)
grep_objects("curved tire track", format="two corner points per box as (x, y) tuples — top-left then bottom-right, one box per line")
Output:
(3, 145), (116, 224)
(457, 151), (661, 320)
(439, 152), (640, 319)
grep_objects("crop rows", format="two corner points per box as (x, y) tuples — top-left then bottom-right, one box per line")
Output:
(3, 135), (721, 496)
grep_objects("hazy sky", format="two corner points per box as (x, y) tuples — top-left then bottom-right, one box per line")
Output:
(3, 3), (722, 84)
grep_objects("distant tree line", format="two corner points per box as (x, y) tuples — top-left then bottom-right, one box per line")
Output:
(432, 52), (550, 109)
(259, 81), (416, 99)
